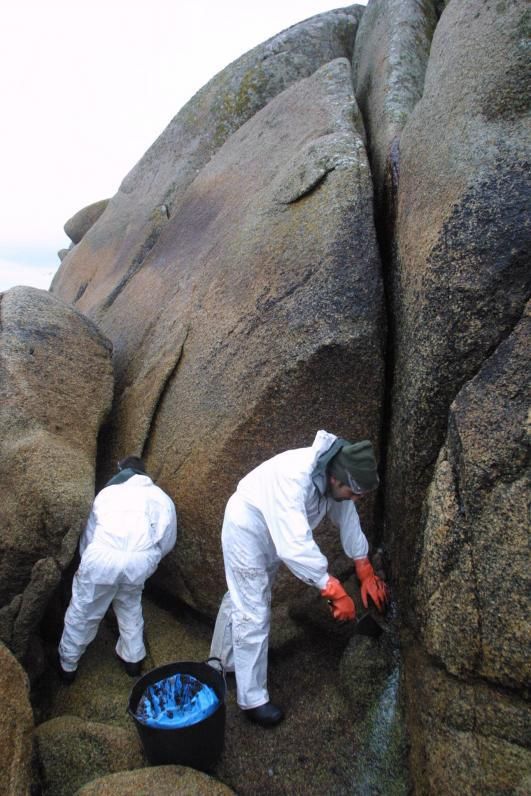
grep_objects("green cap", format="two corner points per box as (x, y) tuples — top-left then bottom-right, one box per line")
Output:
(329, 440), (379, 493)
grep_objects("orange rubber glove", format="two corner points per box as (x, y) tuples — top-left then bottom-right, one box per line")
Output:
(354, 557), (389, 612)
(320, 576), (356, 621)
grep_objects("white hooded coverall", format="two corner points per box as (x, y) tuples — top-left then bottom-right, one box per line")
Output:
(59, 473), (177, 671)
(210, 430), (369, 709)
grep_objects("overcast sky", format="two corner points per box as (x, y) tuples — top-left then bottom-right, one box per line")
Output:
(0, 1), (366, 293)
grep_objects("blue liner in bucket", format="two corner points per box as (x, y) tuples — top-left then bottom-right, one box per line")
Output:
(128, 658), (226, 771)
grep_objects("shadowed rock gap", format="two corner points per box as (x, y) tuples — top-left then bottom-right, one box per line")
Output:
(349, 0), (443, 563)
(140, 326), (190, 466)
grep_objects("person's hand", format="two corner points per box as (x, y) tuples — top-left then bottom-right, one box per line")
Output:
(354, 557), (389, 612)
(320, 576), (356, 621)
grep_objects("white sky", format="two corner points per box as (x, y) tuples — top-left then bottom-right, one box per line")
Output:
(0, 1), (366, 293)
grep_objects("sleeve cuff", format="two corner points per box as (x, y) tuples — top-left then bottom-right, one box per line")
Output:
(316, 572), (330, 590)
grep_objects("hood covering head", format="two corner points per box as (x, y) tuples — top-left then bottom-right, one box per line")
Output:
(329, 440), (379, 493)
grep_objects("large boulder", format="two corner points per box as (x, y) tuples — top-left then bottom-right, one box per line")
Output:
(416, 304), (530, 686)
(75, 765), (235, 795)
(64, 199), (110, 245)
(0, 287), (113, 665)
(405, 303), (531, 791)
(52, 55), (385, 615)
(0, 642), (34, 795)
(35, 715), (144, 796)
(352, 0), (440, 210)
(384, 0), (531, 600)
(404, 646), (531, 795)
(51, 6), (363, 309)
(407, 304), (531, 794)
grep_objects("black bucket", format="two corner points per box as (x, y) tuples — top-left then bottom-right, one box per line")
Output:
(127, 657), (226, 772)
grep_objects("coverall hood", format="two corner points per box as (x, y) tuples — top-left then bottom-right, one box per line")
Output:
(311, 434), (349, 495)
(104, 466), (146, 489)
(329, 440), (379, 493)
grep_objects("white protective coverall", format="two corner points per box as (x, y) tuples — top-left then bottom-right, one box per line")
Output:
(59, 473), (177, 671)
(210, 430), (369, 709)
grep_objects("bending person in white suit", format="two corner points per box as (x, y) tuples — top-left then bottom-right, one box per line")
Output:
(58, 456), (177, 682)
(210, 430), (388, 727)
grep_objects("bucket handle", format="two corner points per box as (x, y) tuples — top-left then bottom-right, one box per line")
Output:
(205, 656), (227, 689)
(205, 656), (224, 674)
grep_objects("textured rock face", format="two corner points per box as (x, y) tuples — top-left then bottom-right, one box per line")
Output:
(0, 287), (113, 664)
(64, 199), (109, 245)
(51, 7), (363, 309)
(404, 646), (531, 795)
(52, 56), (385, 614)
(384, 0), (531, 598)
(39, 3), (529, 794)
(0, 642), (34, 796)
(406, 305), (531, 791)
(352, 0), (440, 209)
(417, 306), (530, 686)
(75, 765), (236, 796)
(35, 715), (144, 796)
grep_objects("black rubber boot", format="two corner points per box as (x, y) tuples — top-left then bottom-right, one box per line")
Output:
(244, 702), (284, 727)
(115, 652), (142, 677)
(58, 664), (77, 684)
(123, 660), (142, 677)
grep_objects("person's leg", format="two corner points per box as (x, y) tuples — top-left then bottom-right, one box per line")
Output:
(112, 583), (146, 664)
(221, 494), (278, 711)
(58, 570), (116, 671)
(210, 590), (235, 672)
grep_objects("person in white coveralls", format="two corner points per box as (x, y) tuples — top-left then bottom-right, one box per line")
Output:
(58, 456), (177, 682)
(210, 430), (389, 727)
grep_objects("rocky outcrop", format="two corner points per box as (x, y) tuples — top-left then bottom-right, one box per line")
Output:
(417, 304), (530, 686)
(404, 646), (531, 795)
(75, 766), (235, 796)
(52, 54), (384, 615)
(41, 594), (406, 795)
(0, 287), (113, 667)
(52, 7), (363, 310)
(39, 2), (529, 794)
(35, 716), (144, 796)
(0, 642), (34, 796)
(383, 0), (531, 602)
(64, 200), (110, 245)
(405, 303), (531, 792)
(352, 0), (440, 210)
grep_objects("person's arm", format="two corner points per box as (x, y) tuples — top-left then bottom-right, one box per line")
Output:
(260, 472), (330, 589)
(328, 499), (388, 611)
